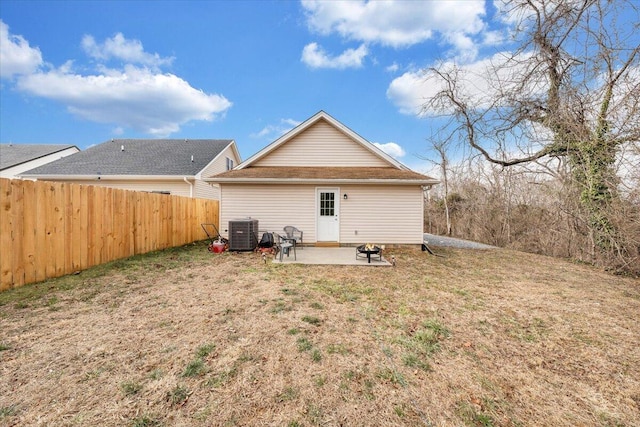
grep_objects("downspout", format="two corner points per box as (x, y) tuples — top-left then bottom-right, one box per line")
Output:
(183, 177), (193, 198)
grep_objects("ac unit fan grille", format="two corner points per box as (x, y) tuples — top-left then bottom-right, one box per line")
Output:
(228, 219), (258, 251)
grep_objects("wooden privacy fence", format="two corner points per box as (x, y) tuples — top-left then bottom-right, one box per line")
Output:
(0, 178), (219, 291)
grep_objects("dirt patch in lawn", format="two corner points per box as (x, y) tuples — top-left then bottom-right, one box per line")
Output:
(1, 244), (639, 426)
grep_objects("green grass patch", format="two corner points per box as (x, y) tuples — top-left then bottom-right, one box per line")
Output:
(456, 401), (496, 427)
(326, 343), (350, 355)
(148, 369), (163, 380)
(314, 375), (327, 387)
(307, 278), (369, 303)
(400, 318), (450, 356)
(394, 405), (406, 417)
(0, 243), (211, 308)
(301, 315), (321, 325)
(402, 352), (432, 372)
(166, 385), (190, 406)
(309, 301), (324, 309)
(0, 405), (18, 418)
(195, 343), (216, 358)
(375, 368), (407, 387)
(129, 414), (162, 427)
(121, 381), (143, 396)
(275, 387), (299, 402)
(297, 337), (313, 352)
(182, 358), (207, 377)
(206, 367), (238, 389)
(270, 299), (293, 314)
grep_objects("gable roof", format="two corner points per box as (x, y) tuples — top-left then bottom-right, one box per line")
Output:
(237, 111), (408, 170)
(207, 111), (438, 186)
(0, 144), (79, 171)
(21, 139), (235, 178)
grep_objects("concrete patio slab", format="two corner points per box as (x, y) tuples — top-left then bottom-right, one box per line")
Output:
(271, 247), (392, 266)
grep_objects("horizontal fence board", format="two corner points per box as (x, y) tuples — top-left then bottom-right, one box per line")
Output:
(0, 178), (219, 291)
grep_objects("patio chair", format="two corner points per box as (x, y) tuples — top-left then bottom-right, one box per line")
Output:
(273, 232), (296, 261)
(283, 226), (303, 250)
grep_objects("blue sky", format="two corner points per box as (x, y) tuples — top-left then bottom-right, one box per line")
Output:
(2, 0), (514, 172)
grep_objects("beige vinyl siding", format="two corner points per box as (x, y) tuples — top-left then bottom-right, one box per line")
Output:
(194, 180), (220, 200)
(340, 185), (424, 244)
(200, 144), (240, 178)
(220, 184), (317, 242)
(253, 120), (390, 167)
(39, 179), (192, 197)
(220, 183), (424, 244)
(197, 144), (239, 200)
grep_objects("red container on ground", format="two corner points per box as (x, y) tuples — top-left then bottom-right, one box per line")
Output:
(211, 242), (226, 253)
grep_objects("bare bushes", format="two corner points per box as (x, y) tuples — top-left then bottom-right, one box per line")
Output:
(425, 162), (639, 276)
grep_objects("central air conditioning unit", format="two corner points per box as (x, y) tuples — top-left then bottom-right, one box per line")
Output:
(228, 218), (259, 251)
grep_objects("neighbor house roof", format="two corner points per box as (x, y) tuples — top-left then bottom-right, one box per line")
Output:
(0, 144), (79, 171)
(21, 139), (236, 178)
(208, 166), (437, 185)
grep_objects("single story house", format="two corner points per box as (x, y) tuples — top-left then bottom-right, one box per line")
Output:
(206, 111), (438, 246)
(21, 139), (241, 199)
(0, 144), (79, 179)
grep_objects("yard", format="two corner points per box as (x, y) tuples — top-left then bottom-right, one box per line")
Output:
(1, 244), (638, 426)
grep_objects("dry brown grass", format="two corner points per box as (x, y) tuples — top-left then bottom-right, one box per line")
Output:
(1, 244), (639, 426)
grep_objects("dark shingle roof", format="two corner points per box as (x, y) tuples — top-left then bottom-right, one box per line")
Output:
(21, 139), (233, 176)
(0, 144), (78, 170)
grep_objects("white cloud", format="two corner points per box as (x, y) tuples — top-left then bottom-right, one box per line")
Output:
(444, 31), (478, 63)
(0, 20), (43, 79)
(373, 142), (406, 158)
(301, 42), (368, 69)
(387, 51), (538, 116)
(17, 65), (232, 136)
(81, 33), (174, 68)
(386, 62), (400, 73)
(302, 0), (486, 51)
(251, 118), (301, 139)
(386, 69), (429, 116)
(3, 26), (231, 136)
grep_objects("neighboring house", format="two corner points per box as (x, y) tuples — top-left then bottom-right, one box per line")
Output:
(206, 111), (439, 246)
(0, 144), (80, 179)
(21, 139), (241, 199)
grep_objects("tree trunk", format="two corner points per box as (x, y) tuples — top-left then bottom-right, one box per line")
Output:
(570, 140), (621, 258)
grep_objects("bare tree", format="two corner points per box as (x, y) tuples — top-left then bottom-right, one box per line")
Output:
(423, 0), (640, 265)
(422, 134), (454, 235)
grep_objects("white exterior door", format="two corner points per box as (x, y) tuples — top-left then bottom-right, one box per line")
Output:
(316, 188), (339, 241)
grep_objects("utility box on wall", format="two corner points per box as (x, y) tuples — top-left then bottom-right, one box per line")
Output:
(228, 218), (259, 251)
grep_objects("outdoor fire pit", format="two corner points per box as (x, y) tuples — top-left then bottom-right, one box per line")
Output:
(356, 244), (382, 263)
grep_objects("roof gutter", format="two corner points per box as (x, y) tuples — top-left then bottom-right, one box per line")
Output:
(183, 177), (194, 198)
(19, 174), (197, 181)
